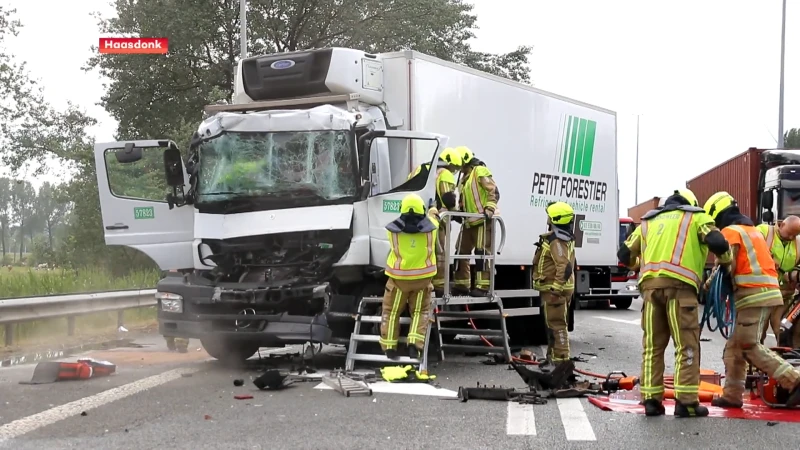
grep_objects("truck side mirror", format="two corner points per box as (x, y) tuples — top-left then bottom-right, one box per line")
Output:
(762, 191), (774, 210)
(163, 148), (184, 187)
(763, 210), (775, 223)
(115, 143), (143, 163)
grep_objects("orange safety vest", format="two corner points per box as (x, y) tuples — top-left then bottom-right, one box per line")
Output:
(721, 224), (780, 289)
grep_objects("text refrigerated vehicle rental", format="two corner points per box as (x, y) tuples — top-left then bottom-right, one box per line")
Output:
(93, 48), (621, 364)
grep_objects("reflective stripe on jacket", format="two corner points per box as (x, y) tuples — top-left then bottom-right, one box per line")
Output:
(638, 210), (711, 291)
(460, 166), (497, 227)
(385, 211), (440, 280)
(757, 223), (799, 274)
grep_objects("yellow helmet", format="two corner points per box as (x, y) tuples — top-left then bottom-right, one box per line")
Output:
(674, 188), (699, 207)
(439, 148), (462, 166)
(546, 201), (574, 225)
(455, 146), (474, 165)
(400, 193), (426, 215)
(703, 191), (736, 220)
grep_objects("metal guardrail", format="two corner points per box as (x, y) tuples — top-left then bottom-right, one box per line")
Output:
(0, 289), (157, 346)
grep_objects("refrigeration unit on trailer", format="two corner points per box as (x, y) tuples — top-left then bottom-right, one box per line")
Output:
(93, 47), (620, 363)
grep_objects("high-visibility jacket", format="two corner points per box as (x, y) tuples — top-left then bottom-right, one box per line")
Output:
(532, 228), (576, 293)
(408, 163), (456, 210)
(721, 224), (783, 309)
(460, 166), (497, 227)
(385, 209), (440, 280)
(756, 223), (799, 274)
(636, 206), (712, 292)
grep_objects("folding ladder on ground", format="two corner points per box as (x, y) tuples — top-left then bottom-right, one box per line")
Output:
(344, 212), (512, 372)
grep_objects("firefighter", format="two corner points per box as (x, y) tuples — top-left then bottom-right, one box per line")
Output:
(453, 147), (498, 296)
(533, 201), (577, 365)
(408, 148), (461, 295)
(703, 192), (800, 409)
(380, 193), (439, 360)
(617, 189), (732, 417)
(756, 215), (800, 346)
(165, 336), (189, 353)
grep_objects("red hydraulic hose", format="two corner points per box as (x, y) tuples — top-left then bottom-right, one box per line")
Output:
(460, 304), (616, 379)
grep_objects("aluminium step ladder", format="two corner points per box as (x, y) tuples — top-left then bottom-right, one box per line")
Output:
(344, 212), (512, 372)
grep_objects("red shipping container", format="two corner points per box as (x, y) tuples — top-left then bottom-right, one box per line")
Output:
(627, 197), (661, 223)
(686, 148), (764, 220)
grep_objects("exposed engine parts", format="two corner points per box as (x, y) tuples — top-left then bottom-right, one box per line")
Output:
(198, 230), (351, 285)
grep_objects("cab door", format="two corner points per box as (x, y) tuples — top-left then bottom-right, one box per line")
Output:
(94, 140), (195, 270)
(364, 130), (449, 266)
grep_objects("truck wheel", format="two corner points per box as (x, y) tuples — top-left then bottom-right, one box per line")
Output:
(613, 298), (634, 310)
(201, 338), (259, 365)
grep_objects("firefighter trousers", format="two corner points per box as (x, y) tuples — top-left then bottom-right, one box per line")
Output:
(433, 227), (447, 289)
(165, 336), (189, 351)
(640, 286), (701, 404)
(762, 292), (800, 348)
(454, 222), (493, 290)
(542, 290), (573, 362)
(721, 306), (800, 402)
(379, 277), (433, 351)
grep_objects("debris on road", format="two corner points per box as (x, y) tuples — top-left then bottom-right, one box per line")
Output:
(204, 415), (212, 420)
(80, 411), (88, 417)
(234, 394), (254, 400)
(252, 369), (317, 390)
(20, 358), (116, 385)
(233, 379), (244, 387)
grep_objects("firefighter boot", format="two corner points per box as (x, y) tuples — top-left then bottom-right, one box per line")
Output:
(710, 397), (743, 409)
(674, 401), (709, 418)
(642, 399), (665, 417)
(175, 338), (189, 354)
(385, 349), (400, 360)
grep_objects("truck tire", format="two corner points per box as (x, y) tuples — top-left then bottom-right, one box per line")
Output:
(612, 297), (634, 310)
(201, 338), (259, 365)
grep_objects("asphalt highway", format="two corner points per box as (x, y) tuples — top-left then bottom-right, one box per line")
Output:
(1, 297), (797, 449)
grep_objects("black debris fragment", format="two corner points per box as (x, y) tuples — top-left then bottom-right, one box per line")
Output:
(80, 411), (87, 416)
(233, 379), (244, 387)
(767, 421), (779, 426)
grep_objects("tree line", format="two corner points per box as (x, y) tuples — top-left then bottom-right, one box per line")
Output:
(0, 1), (533, 274)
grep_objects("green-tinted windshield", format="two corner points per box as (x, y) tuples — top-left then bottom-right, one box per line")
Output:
(196, 131), (357, 202)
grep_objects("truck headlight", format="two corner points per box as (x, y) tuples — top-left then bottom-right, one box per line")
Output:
(157, 292), (183, 313)
(625, 284), (638, 291)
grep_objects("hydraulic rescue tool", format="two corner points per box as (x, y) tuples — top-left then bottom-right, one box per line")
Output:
(747, 348), (800, 408)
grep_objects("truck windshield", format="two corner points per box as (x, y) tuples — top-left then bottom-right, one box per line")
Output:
(782, 189), (800, 217)
(196, 131), (357, 202)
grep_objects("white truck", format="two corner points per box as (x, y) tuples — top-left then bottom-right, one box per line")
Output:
(93, 48), (621, 364)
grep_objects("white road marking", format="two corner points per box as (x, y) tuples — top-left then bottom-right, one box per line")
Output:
(593, 316), (640, 325)
(506, 402), (536, 435)
(314, 380), (458, 397)
(0, 367), (198, 443)
(557, 398), (596, 441)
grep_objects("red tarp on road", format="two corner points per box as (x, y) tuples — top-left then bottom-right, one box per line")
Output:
(588, 396), (800, 423)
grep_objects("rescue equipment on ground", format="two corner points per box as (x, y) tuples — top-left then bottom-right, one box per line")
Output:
(379, 365), (436, 383)
(780, 298), (800, 347)
(701, 268), (735, 338)
(21, 358), (116, 385)
(747, 347), (800, 408)
(322, 372), (373, 397)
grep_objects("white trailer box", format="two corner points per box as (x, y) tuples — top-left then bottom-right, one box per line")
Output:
(380, 51), (619, 270)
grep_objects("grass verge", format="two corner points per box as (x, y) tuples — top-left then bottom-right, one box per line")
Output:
(0, 267), (161, 351)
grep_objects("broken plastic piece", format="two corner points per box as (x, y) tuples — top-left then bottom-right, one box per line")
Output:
(233, 379), (244, 387)
(234, 394), (253, 400)
(20, 359), (117, 385)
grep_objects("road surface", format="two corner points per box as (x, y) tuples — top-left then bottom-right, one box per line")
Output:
(0, 298), (796, 449)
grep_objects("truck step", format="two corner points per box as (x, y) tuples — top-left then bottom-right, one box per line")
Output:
(358, 315), (412, 324)
(359, 296), (385, 304)
(437, 295), (496, 305)
(436, 310), (504, 319)
(441, 343), (508, 354)
(351, 334), (408, 343)
(438, 327), (504, 337)
(348, 353), (420, 364)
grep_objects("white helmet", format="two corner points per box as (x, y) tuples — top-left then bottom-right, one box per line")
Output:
(658, 197), (666, 207)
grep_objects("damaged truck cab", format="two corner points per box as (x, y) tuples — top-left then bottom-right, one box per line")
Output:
(94, 48), (448, 362)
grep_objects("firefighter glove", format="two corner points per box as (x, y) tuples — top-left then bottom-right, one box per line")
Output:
(484, 208), (494, 219)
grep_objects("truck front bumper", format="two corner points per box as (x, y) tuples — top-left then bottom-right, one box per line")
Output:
(156, 274), (354, 346)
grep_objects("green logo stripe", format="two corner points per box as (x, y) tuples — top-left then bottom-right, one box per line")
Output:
(559, 115), (597, 177)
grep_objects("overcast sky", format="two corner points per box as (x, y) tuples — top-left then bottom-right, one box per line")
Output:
(2, 0), (795, 214)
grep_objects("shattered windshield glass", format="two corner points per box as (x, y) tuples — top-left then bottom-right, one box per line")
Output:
(196, 131), (357, 202)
